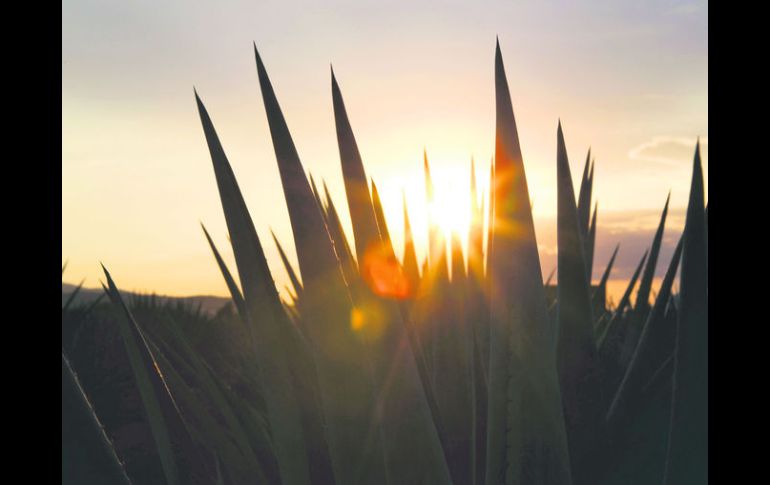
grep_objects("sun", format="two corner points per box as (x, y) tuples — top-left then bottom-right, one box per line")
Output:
(428, 184), (472, 245)
(371, 157), (489, 276)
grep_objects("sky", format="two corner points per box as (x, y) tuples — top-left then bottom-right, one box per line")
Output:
(62, 0), (707, 302)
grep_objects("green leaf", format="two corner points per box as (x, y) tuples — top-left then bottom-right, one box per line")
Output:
(586, 202), (598, 281)
(331, 68), (381, 262)
(62, 352), (132, 485)
(102, 265), (212, 485)
(597, 249), (648, 350)
(486, 39), (572, 485)
(195, 89), (318, 484)
(201, 223), (249, 322)
(593, 243), (619, 321)
(607, 237), (683, 435)
(664, 141), (708, 484)
(555, 121), (604, 483)
(402, 192), (420, 289)
(634, 193), (670, 313)
(370, 179), (395, 258)
(576, 148), (592, 239)
(255, 46), (388, 484)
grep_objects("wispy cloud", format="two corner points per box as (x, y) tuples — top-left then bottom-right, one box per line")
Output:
(628, 136), (708, 167)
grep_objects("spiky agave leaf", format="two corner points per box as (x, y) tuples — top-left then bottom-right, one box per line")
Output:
(486, 40), (572, 485)
(195, 91), (322, 484)
(545, 268), (556, 287)
(424, 150), (442, 269)
(101, 265), (213, 485)
(330, 71), (452, 484)
(331, 68), (380, 262)
(468, 157), (485, 279)
(370, 178), (396, 259)
(467, 159), (491, 388)
(634, 193), (671, 314)
(593, 244), (619, 321)
(554, 122), (604, 484)
(597, 250), (648, 350)
(271, 230), (304, 304)
(586, 202), (598, 282)
(606, 237), (683, 435)
(323, 180), (359, 284)
(420, 233), (473, 483)
(201, 223), (248, 322)
(158, 315), (273, 481)
(62, 278), (86, 313)
(62, 352), (133, 485)
(146, 337), (278, 485)
(576, 148), (592, 239)
(663, 142), (708, 485)
(402, 191), (420, 288)
(257, 47), (419, 485)
(364, 204), (453, 484)
(255, 47), (344, 291)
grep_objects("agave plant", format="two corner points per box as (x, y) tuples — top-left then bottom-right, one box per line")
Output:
(62, 40), (707, 485)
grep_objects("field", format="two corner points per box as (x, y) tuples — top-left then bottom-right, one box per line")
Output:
(62, 42), (707, 485)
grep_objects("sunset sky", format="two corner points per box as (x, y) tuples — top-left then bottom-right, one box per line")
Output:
(62, 0), (707, 302)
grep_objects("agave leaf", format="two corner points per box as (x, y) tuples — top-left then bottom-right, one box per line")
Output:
(486, 40), (572, 485)
(201, 223), (249, 322)
(331, 68), (380, 262)
(468, 157), (486, 281)
(467, 298), (489, 485)
(704, 203), (708, 268)
(254, 46), (343, 290)
(426, 234), (473, 483)
(62, 259), (69, 275)
(663, 141), (708, 485)
(586, 202), (598, 282)
(424, 150), (442, 269)
(635, 193), (670, 313)
(68, 293), (106, 353)
(102, 265), (212, 485)
(370, 178), (395, 258)
(271, 230), (304, 303)
(255, 47), (391, 484)
(62, 278), (86, 313)
(147, 338), (277, 484)
(486, 157), (495, 278)
(402, 191), (420, 288)
(323, 180), (359, 284)
(593, 244), (619, 320)
(641, 354), (674, 397)
(467, 160), (491, 387)
(597, 250), (648, 350)
(160, 316), (270, 480)
(62, 352), (133, 485)
(195, 90), (318, 484)
(576, 148), (592, 238)
(607, 237), (683, 434)
(545, 267), (556, 287)
(555, 122), (604, 483)
(620, 196), (671, 369)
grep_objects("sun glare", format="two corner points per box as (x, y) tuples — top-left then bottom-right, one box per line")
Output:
(372, 157), (489, 277)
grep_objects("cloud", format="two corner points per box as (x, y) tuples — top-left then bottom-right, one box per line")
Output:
(534, 208), (686, 282)
(628, 136), (708, 167)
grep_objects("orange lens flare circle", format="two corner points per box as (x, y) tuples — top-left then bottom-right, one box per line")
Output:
(361, 241), (412, 300)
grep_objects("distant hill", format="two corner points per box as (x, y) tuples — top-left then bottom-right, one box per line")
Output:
(61, 283), (232, 315)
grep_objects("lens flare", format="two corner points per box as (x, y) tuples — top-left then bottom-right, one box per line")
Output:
(361, 242), (412, 299)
